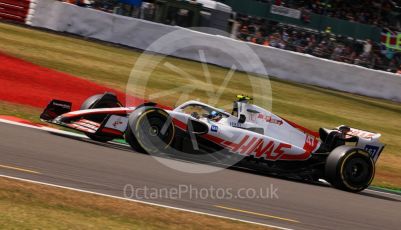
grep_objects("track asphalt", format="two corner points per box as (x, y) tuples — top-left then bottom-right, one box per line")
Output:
(0, 121), (400, 230)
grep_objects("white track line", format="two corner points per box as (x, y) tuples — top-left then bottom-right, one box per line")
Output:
(0, 118), (87, 138)
(365, 188), (401, 197)
(0, 174), (292, 230)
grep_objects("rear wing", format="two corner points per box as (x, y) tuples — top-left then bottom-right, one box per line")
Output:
(346, 127), (381, 140)
(339, 126), (385, 162)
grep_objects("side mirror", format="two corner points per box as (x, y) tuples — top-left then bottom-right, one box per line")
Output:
(238, 114), (246, 124)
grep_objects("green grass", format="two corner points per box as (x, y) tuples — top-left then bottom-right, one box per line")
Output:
(0, 22), (401, 189)
(0, 177), (271, 230)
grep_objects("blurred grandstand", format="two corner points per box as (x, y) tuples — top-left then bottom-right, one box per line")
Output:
(255, 0), (401, 30)
(228, 0), (401, 73)
(47, 1), (401, 73)
(235, 15), (401, 72)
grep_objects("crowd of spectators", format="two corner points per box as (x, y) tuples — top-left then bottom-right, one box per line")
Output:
(236, 15), (401, 73)
(255, 0), (401, 30)
(62, 0), (401, 73)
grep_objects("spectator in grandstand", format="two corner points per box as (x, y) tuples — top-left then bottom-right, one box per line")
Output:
(140, 2), (156, 20)
(237, 26), (251, 41)
(251, 31), (268, 45)
(331, 44), (344, 61)
(362, 39), (373, 56)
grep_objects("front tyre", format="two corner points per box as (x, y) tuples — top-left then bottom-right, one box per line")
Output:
(126, 108), (175, 154)
(325, 146), (375, 192)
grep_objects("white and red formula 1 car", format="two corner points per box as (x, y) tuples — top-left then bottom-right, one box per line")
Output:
(40, 93), (385, 192)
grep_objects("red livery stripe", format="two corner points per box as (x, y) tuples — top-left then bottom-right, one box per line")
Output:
(172, 118), (187, 130)
(101, 127), (123, 136)
(282, 118), (319, 138)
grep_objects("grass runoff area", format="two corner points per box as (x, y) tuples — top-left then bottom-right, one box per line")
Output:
(0, 177), (270, 230)
(0, 22), (401, 191)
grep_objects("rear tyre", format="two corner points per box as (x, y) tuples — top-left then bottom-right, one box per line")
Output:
(325, 146), (375, 192)
(80, 93), (121, 142)
(126, 107), (175, 154)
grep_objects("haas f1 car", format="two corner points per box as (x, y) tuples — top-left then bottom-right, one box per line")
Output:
(40, 93), (385, 192)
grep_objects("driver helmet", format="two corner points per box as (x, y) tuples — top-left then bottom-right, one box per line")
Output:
(338, 125), (351, 133)
(210, 111), (218, 118)
(338, 125), (351, 138)
(209, 111), (222, 122)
